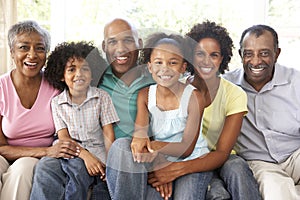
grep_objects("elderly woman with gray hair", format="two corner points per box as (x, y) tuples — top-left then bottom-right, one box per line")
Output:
(0, 20), (80, 200)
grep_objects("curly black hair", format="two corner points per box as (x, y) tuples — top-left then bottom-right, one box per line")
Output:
(44, 41), (107, 91)
(185, 20), (234, 74)
(140, 32), (186, 64)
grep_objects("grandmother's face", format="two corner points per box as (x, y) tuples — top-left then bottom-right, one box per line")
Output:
(11, 31), (47, 77)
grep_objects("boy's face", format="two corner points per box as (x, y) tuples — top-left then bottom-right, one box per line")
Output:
(62, 57), (92, 93)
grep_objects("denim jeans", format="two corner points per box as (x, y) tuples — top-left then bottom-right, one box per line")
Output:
(30, 157), (110, 200)
(206, 155), (262, 200)
(106, 138), (213, 200)
(60, 158), (95, 199)
(91, 177), (111, 200)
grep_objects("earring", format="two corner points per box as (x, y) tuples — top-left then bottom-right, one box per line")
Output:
(179, 73), (187, 83)
(179, 73), (184, 79)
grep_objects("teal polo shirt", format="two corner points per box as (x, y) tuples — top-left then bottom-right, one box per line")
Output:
(99, 65), (154, 139)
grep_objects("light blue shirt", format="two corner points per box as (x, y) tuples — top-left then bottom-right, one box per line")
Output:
(148, 84), (209, 162)
(223, 63), (300, 163)
(99, 65), (154, 139)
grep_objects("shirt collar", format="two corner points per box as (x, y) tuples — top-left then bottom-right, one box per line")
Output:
(271, 63), (289, 86)
(236, 63), (289, 92)
(105, 64), (151, 82)
(105, 66), (113, 76)
(57, 86), (98, 105)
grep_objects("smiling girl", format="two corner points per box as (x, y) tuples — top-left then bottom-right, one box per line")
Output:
(129, 32), (212, 199)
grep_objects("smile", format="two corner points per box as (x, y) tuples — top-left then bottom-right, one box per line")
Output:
(115, 56), (128, 64)
(159, 75), (172, 80)
(24, 62), (38, 68)
(248, 64), (268, 74)
(74, 79), (85, 83)
(200, 67), (213, 73)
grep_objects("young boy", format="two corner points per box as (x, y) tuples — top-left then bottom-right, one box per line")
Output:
(32, 41), (119, 200)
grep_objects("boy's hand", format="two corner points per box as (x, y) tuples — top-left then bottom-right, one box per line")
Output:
(79, 149), (105, 178)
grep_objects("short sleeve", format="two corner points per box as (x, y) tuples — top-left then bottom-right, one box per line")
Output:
(51, 96), (67, 132)
(99, 90), (119, 126)
(225, 83), (248, 116)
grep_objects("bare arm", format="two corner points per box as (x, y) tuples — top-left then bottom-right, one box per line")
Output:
(131, 87), (155, 163)
(57, 128), (72, 141)
(148, 111), (246, 186)
(0, 116), (80, 162)
(60, 125), (106, 178)
(102, 123), (115, 154)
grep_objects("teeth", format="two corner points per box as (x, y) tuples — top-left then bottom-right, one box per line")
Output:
(117, 57), (127, 60)
(201, 67), (212, 73)
(25, 62), (37, 66)
(74, 80), (84, 83)
(249, 67), (264, 74)
(160, 75), (171, 80)
(115, 56), (128, 64)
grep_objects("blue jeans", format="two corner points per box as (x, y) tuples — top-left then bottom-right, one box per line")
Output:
(91, 177), (111, 200)
(106, 138), (213, 200)
(30, 157), (110, 200)
(206, 155), (262, 200)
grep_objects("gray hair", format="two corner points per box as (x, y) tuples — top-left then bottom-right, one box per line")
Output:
(8, 20), (51, 52)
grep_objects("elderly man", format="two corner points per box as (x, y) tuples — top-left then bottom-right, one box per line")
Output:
(223, 24), (300, 200)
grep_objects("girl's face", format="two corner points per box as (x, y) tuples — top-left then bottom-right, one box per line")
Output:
(148, 43), (186, 88)
(193, 38), (223, 80)
(62, 57), (92, 93)
(10, 32), (47, 78)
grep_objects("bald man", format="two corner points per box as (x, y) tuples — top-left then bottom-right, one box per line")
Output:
(99, 18), (154, 139)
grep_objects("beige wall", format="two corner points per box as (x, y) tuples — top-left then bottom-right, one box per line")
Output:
(0, 0), (17, 75)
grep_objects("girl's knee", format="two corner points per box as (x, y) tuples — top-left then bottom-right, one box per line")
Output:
(108, 138), (132, 158)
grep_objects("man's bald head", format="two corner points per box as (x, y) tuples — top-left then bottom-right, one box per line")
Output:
(102, 18), (143, 78)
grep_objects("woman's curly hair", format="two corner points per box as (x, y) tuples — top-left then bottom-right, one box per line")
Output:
(44, 41), (107, 91)
(139, 32), (186, 64)
(185, 20), (234, 74)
